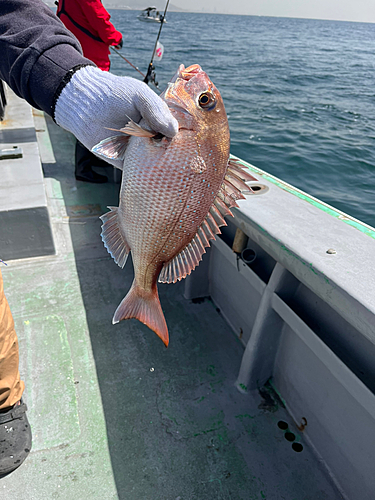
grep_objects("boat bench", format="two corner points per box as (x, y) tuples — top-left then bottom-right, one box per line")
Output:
(0, 86), (54, 261)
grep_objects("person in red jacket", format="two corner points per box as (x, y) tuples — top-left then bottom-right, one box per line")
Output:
(57, 0), (124, 183)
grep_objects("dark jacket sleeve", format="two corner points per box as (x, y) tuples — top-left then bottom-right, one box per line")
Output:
(0, 0), (95, 117)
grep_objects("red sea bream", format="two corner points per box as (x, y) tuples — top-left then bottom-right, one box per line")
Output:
(93, 64), (253, 346)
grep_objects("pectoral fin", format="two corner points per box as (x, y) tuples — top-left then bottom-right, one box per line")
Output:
(92, 135), (130, 162)
(120, 118), (157, 137)
(104, 115), (156, 138)
(92, 117), (157, 161)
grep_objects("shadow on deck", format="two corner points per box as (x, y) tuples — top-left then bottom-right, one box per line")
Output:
(0, 113), (343, 500)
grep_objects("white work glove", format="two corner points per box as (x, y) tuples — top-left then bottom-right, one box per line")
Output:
(54, 65), (178, 169)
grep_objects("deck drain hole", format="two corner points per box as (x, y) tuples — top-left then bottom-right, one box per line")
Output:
(245, 182), (269, 195)
(277, 421), (288, 430)
(292, 443), (303, 453)
(284, 432), (296, 442)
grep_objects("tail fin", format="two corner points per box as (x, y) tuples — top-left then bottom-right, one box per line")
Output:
(113, 281), (169, 346)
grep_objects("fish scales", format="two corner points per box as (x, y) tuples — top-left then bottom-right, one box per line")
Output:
(93, 64), (251, 346)
(120, 134), (228, 282)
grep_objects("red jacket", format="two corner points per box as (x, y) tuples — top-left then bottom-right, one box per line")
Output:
(57, 0), (122, 70)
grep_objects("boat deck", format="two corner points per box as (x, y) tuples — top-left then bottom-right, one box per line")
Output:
(0, 91), (344, 499)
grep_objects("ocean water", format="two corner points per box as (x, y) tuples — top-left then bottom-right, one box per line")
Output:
(108, 11), (375, 228)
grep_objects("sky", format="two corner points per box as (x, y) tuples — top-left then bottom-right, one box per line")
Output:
(170, 0), (375, 23)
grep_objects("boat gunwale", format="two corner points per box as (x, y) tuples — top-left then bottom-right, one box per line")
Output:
(231, 154), (375, 240)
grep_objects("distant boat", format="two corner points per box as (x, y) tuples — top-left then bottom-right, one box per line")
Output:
(137, 7), (167, 24)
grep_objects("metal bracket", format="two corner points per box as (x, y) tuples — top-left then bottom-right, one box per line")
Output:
(0, 146), (23, 160)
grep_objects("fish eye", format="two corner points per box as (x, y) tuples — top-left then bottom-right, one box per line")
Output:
(198, 92), (216, 110)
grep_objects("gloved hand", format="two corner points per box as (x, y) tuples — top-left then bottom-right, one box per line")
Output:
(113, 38), (123, 50)
(54, 65), (178, 169)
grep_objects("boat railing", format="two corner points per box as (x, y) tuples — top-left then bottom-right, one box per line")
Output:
(184, 157), (375, 500)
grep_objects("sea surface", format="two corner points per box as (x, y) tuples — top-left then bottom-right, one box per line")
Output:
(108, 11), (375, 228)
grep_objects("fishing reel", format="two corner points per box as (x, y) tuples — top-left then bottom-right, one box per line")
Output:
(144, 63), (158, 88)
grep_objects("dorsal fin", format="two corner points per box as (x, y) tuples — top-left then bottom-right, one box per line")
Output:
(227, 158), (257, 182)
(217, 158), (254, 210)
(225, 171), (250, 193)
(158, 209), (223, 285)
(100, 207), (130, 268)
(198, 226), (209, 247)
(201, 219), (216, 241)
(158, 159), (254, 285)
(209, 205), (227, 227)
(217, 187), (239, 209)
(222, 179), (247, 202)
(214, 197), (234, 218)
(206, 211), (221, 234)
(159, 233), (207, 284)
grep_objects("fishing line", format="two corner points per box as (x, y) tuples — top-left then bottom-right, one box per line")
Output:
(110, 47), (160, 92)
(110, 47), (146, 79)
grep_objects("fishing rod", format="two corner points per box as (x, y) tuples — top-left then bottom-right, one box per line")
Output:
(110, 1), (170, 89)
(144, 0), (170, 86)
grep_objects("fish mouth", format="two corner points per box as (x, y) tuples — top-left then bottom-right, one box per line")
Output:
(163, 64), (202, 87)
(163, 64), (204, 116)
(170, 64), (203, 83)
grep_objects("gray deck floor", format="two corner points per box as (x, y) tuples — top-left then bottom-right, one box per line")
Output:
(0, 113), (343, 499)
